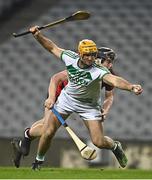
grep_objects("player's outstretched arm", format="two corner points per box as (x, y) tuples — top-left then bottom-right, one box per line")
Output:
(29, 26), (64, 58)
(103, 74), (143, 95)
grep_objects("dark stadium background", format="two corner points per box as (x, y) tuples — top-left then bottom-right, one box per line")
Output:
(0, 0), (151, 169)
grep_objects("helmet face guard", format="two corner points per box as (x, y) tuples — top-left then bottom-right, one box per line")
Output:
(78, 39), (98, 56)
(97, 47), (116, 63)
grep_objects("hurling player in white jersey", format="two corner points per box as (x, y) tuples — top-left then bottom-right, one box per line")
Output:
(11, 47), (116, 169)
(29, 26), (143, 170)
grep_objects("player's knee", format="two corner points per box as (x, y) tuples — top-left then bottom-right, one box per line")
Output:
(92, 137), (105, 148)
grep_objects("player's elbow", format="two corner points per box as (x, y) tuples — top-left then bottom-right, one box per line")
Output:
(51, 74), (62, 84)
(103, 74), (116, 87)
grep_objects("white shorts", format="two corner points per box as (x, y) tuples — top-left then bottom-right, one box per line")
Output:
(54, 90), (102, 121)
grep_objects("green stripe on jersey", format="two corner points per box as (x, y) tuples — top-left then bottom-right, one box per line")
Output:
(67, 65), (92, 86)
(60, 51), (64, 61)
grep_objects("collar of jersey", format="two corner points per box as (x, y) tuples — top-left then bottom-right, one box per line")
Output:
(77, 59), (93, 70)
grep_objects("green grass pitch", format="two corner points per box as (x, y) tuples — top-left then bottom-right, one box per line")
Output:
(0, 167), (152, 179)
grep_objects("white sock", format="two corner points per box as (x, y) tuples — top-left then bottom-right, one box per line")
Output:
(19, 140), (22, 147)
(112, 142), (117, 151)
(24, 129), (30, 138)
(36, 154), (45, 161)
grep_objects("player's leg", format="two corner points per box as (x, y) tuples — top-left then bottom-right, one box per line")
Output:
(84, 120), (115, 149)
(84, 120), (128, 168)
(20, 119), (44, 155)
(32, 91), (72, 170)
(29, 119), (44, 138)
(18, 118), (44, 152)
(32, 108), (68, 170)
(12, 118), (44, 168)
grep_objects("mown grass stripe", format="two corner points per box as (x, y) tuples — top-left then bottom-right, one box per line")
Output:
(0, 167), (152, 179)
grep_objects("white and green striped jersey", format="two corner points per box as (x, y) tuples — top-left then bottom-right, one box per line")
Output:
(60, 50), (110, 106)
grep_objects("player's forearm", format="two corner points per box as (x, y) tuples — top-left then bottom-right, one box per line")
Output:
(48, 72), (66, 101)
(102, 96), (113, 113)
(34, 32), (55, 53)
(113, 76), (133, 91)
(103, 74), (143, 95)
(103, 74), (133, 91)
(48, 78), (58, 101)
(30, 26), (64, 58)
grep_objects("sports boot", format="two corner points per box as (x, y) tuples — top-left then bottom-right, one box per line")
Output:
(11, 139), (22, 168)
(112, 141), (128, 168)
(32, 160), (43, 170)
(20, 128), (31, 156)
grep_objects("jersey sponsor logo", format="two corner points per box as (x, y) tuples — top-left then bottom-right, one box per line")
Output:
(67, 65), (92, 86)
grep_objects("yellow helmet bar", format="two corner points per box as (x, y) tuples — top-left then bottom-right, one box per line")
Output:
(78, 39), (98, 56)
